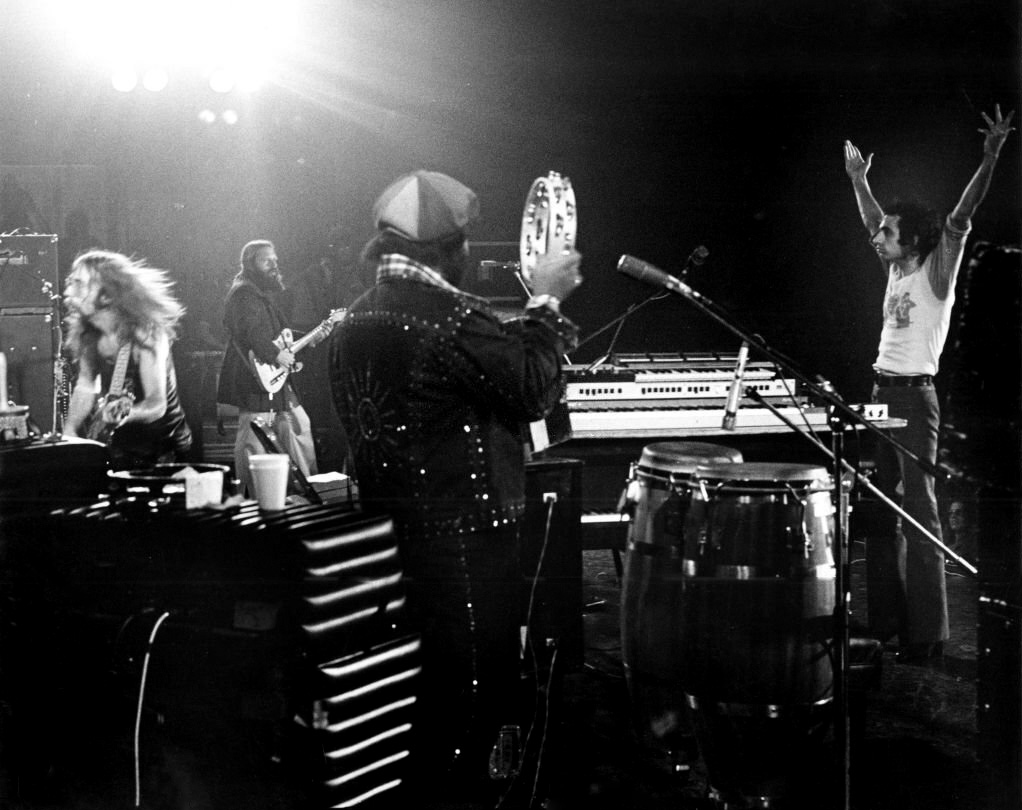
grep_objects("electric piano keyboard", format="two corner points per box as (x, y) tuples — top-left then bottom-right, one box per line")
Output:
(568, 402), (890, 439)
(548, 353), (903, 556)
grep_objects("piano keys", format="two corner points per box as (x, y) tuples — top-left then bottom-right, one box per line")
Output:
(567, 402), (890, 439)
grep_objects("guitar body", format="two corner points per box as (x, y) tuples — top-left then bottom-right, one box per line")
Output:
(248, 309), (346, 395)
(250, 330), (293, 395)
(83, 342), (135, 444)
(85, 387), (135, 444)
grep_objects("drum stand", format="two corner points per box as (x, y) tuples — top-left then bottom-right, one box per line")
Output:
(614, 254), (979, 810)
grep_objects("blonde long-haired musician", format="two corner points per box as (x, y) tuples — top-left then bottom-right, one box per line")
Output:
(62, 249), (192, 469)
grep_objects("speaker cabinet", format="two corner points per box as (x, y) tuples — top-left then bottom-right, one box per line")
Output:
(522, 457), (584, 671)
(976, 489), (1022, 804)
(0, 307), (57, 432)
(0, 234), (59, 307)
(977, 594), (1022, 805)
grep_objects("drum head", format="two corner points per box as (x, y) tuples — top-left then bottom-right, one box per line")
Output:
(692, 461), (831, 487)
(638, 441), (743, 475)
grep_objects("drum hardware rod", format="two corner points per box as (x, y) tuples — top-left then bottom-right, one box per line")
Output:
(744, 389), (977, 577)
(828, 404), (853, 810)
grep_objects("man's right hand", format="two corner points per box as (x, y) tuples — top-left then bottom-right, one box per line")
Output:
(530, 248), (583, 302)
(276, 347), (296, 369)
(844, 140), (873, 181)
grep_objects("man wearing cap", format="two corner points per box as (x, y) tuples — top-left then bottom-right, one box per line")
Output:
(217, 239), (334, 496)
(329, 170), (582, 802)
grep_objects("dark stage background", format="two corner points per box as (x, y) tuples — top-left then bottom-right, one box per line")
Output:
(0, 0), (1019, 405)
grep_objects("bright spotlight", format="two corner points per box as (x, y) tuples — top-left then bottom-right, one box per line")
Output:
(142, 67), (170, 92)
(197, 109), (217, 124)
(233, 64), (265, 92)
(222, 109), (239, 125)
(111, 68), (138, 92)
(209, 68), (235, 94)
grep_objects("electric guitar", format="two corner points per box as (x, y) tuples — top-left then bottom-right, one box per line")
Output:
(250, 309), (346, 395)
(84, 343), (135, 443)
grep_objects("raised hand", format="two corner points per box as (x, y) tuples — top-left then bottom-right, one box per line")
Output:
(531, 248), (583, 302)
(980, 104), (1016, 158)
(844, 140), (873, 181)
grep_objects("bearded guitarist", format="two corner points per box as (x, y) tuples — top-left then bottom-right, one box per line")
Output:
(62, 250), (193, 469)
(216, 239), (336, 497)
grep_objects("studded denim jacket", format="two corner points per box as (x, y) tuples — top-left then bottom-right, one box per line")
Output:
(329, 265), (578, 541)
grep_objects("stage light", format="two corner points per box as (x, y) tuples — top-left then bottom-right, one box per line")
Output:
(111, 67), (138, 92)
(222, 110), (239, 125)
(233, 65), (266, 93)
(197, 109), (217, 124)
(47, 0), (299, 84)
(142, 67), (170, 92)
(209, 68), (234, 94)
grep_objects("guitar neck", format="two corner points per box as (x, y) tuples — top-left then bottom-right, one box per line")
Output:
(289, 328), (322, 355)
(289, 311), (343, 355)
(109, 344), (131, 397)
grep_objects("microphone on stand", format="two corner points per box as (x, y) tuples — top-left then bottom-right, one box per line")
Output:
(682, 245), (709, 277)
(617, 255), (702, 299)
(722, 341), (750, 430)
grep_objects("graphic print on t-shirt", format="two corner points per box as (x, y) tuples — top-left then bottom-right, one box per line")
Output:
(884, 291), (915, 328)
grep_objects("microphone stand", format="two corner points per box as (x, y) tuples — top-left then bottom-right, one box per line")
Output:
(616, 256), (969, 810)
(572, 290), (668, 359)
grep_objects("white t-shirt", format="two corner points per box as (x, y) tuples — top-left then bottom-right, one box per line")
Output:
(874, 218), (970, 376)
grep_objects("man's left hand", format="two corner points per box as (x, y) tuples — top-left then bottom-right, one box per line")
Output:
(980, 104), (1015, 158)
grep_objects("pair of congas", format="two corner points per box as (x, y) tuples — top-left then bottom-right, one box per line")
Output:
(620, 441), (836, 807)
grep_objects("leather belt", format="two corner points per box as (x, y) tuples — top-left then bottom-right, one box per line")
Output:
(874, 373), (933, 388)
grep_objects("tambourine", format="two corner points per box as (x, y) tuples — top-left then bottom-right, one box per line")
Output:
(519, 171), (577, 285)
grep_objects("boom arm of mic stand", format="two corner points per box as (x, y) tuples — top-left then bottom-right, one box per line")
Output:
(656, 276), (953, 486)
(573, 290), (665, 355)
(744, 389), (978, 576)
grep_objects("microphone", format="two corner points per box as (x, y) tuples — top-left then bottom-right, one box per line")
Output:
(683, 245), (709, 275)
(722, 341), (750, 430)
(617, 255), (700, 297)
(479, 260), (522, 271)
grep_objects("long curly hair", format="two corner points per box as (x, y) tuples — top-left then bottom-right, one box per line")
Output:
(64, 250), (185, 361)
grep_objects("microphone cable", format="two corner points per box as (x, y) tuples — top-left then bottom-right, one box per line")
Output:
(134, 610), (171, 808)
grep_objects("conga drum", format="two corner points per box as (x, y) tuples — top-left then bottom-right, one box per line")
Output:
(619, 441), (742, 767)
(679, 461), (836, 807)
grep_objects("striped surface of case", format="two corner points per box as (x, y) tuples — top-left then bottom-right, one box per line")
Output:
(42, 500), (420, 808)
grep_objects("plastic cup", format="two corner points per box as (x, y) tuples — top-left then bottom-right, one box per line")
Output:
(248, 453), (290, 510)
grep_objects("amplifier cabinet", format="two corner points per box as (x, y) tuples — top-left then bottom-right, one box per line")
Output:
(977, 594), (1022, 806)
(0, 436), (106, 522)
(0, 306), (58, 432)
(7, 502), (419, 808)
(0, 234), (59, 306)
(522, 457), (584, 671)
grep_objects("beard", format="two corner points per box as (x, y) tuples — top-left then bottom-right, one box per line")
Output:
(439, 249), (470, 288)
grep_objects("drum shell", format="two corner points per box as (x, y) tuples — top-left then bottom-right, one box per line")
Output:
(681, 465), (836, 579)
(619, 442), (742, 752)
(675, 461), (837, 805)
